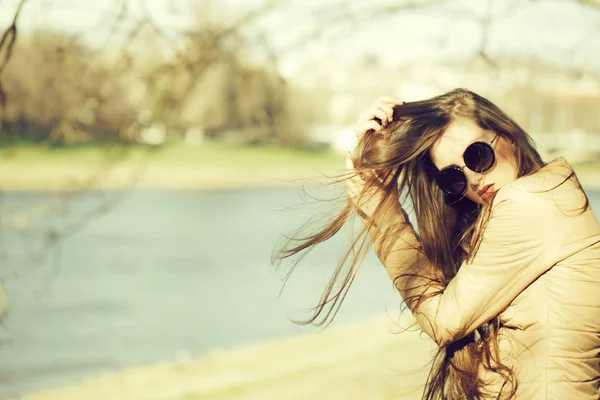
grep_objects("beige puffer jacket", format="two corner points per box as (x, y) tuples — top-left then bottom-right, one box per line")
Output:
(378, 158), (600, 399)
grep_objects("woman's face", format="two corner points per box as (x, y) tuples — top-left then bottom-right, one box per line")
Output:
(429, 118), (519, 205)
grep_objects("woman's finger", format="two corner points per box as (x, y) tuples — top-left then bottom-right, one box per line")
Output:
(377, 104), (395, 123)
(358, 98), (401, 122)
(358, 108), (386, 125)
(357, 109), (378, 124)
(373, 108), (389, 124)
(355, 120), (382, 140)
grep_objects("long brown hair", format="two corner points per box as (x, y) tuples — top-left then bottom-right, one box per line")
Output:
(274, 88), (546, 399)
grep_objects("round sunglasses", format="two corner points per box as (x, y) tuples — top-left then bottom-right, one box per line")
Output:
(434, 134), (500, 196)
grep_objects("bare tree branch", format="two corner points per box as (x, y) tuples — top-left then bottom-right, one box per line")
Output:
(0, 0), (25, 74)
(273, 0), (447, 55)
(0, 0), (27, 130)
(476, 0), (497, 67)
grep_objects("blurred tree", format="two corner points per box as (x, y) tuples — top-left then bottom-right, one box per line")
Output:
(132, 1), (305, 145)
(3, 30), (138, 144)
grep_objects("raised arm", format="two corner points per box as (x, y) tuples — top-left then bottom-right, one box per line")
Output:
(368, 188), (559, 346)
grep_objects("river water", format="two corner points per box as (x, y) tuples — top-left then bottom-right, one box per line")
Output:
(0, 187), (599, 399)
(0, 187), (400, 399)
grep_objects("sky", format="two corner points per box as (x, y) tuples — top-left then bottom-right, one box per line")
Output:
(1, 0), (599, 77)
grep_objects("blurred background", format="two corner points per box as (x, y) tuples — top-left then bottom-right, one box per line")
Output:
(0, 0), (598, 399)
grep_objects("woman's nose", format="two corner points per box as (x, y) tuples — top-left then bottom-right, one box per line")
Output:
(467, 169), (484, 190)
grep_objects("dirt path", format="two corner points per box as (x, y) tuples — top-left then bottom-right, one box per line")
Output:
(21, 317), (436, 400)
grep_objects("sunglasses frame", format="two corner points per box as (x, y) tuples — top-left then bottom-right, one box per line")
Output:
(434, 134), (500, 196)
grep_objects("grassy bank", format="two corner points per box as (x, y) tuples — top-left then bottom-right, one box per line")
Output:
(1, 143), (599, 191)
(22, 317), (436, 400)
(0, 142), (347, 191)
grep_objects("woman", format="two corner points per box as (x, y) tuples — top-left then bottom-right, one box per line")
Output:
(275, 88), (600, 399)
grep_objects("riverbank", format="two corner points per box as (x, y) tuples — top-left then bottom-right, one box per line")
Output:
(0, 143), (345, 191)
(21, 316), (436, 400)
(1, 143), (599, 191)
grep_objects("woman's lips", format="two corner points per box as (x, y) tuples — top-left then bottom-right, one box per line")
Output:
(479, 184), (495, 200)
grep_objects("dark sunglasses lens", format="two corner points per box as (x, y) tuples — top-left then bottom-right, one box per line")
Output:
(436, 168), (467, 195)
(464, 142), (495, 173)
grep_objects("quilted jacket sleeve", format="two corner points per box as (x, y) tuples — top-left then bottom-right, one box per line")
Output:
(378, 188), (561, 346)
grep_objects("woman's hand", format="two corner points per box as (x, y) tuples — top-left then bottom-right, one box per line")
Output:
(346, 97), (404, 221)
(354, 97), (403, 141)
